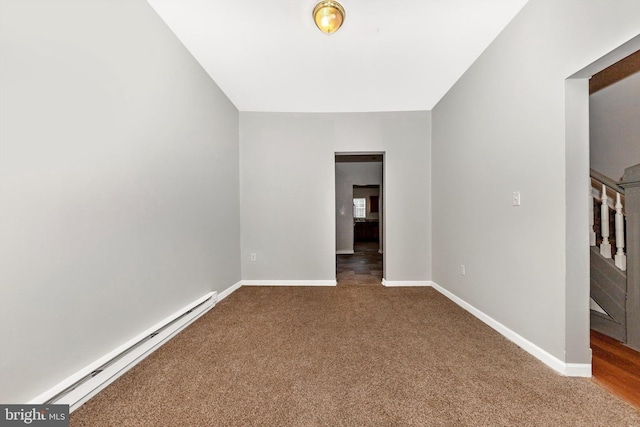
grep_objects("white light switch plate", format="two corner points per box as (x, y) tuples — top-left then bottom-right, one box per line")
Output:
(512, 191), (521, 206)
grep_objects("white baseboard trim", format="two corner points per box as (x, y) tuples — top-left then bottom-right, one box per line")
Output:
(430, 281), (591, 377)
(565, 363), (592, 377)
(30, 292), (217, 412)
(382, 279), (432, 287)
(241, 280), (337, 286)
(336, 249), (354, 255)
(218, 281), (242, 302)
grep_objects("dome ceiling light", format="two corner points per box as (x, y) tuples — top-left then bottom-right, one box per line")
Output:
(313, 1), (345, 34)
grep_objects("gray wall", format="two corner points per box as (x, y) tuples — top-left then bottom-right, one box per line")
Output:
(432, 0), (640, 363)
(0, 0), (240, 402)
(335, 162), (382, 253)
(240, 112), (431, 282)
(590, 70), (640, 181)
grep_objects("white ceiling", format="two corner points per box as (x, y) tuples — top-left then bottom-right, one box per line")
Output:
(146, 0), (528, 113)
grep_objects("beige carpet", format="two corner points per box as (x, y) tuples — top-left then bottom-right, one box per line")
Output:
(71, 286), (640, 426)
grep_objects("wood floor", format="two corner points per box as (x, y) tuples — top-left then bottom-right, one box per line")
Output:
(591, 329), (640, 408)
(336, 242), (382, 285)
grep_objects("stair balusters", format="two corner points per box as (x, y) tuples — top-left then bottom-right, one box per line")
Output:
(600, 183), (612, 258)
(590, 173), (626, 272)
(614, 192), (627, 271)
(590, 188), (597, 246)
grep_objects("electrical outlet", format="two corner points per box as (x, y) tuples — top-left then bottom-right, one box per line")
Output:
(461, 265), (466, 276)
(250, 253), (257, 262)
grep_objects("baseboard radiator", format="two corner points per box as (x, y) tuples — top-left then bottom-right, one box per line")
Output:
(32, 292), (217, 413)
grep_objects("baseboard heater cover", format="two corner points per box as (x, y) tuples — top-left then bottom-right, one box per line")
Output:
(31, 291), (217, 412)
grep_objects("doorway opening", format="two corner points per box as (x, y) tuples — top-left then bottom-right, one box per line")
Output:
(335, 153), (384, 286)
(566, 34), (640, 405)
(588, 48), (640, 408)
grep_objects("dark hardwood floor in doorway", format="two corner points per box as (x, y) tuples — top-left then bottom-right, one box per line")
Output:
(336, 242), (383, 286)
(591, 329), (640, 409)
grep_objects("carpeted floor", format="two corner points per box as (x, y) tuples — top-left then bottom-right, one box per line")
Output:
(71, 286), (640, 426)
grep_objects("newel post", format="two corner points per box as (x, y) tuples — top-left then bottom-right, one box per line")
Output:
(620, 163), (640, 351)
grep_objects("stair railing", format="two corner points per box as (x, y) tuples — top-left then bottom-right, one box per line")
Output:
(590, 169), (626, 271)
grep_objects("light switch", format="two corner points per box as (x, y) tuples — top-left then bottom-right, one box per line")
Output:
(512, 191), (521, 206)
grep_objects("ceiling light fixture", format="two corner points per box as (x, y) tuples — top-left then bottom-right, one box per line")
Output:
(313, 1), (345, 34)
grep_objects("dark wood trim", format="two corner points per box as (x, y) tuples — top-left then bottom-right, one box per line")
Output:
(590, 49), (640, 94)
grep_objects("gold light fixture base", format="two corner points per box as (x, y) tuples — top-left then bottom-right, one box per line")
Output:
(313, 1), (345, 34)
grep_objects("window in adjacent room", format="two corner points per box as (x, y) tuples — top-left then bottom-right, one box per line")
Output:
(353, 198), (366, 218)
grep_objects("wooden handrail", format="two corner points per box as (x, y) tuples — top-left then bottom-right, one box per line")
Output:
(591, 168), (625, 194)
